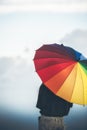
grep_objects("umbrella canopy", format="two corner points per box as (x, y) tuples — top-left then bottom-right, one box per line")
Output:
(33, 43), (87, 105)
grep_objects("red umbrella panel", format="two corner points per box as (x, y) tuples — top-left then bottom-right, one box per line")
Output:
(33, 43), (87, 105)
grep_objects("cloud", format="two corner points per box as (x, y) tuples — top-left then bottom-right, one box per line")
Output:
(0, 0), (87, 5)
(24, 47), (30, 53)
(0, 57), (40, 113)
(60, 29), (87, 56)
(0, 4), (87, 14)
(0, 1), (87, 14)
(0, 57), (14, 77)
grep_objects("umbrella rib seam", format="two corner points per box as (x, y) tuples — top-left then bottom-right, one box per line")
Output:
(70, 64), (78, 103)
(79, 64), (85, 105)
(36, 61), (76, 72)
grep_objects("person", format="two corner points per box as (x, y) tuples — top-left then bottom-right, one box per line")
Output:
(36, 83), (73, 130)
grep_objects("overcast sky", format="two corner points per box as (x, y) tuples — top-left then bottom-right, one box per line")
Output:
(0, 0), (87, 13)
(0, 12), (87, 58)
(0, 0), (87, 4)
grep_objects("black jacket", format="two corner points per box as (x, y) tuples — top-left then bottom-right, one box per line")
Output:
(36, 84), (73, 117)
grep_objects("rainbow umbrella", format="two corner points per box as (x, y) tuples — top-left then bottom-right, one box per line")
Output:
(33, 43), (87, 105)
